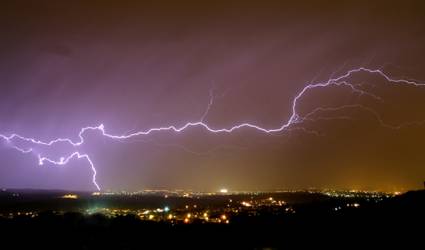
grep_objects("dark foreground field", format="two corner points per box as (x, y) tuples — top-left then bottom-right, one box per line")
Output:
(0, 190), (423, 249)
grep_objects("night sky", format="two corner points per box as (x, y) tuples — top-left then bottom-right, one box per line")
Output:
(1, 0), (425, 192)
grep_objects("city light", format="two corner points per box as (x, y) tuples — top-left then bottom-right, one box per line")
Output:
(241, 201), (252, 207)
(61, 194), (78, 199)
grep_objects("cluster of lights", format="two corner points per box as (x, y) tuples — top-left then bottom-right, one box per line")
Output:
(220, 189), (228, 194)
(241, 201), (252, 207)
(239, 197), (286, 209)
(346, 203), (360, 208)
(61, 194), (78, 199)
(1, 211), (38, 219)
(323, 190), (393, 199)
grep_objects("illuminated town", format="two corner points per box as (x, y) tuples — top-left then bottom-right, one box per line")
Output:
(0, 188), (399, 223)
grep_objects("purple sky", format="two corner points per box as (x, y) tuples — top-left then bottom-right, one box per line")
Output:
(1, 0), (425, 192)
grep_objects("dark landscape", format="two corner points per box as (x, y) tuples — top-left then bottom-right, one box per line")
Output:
(0, 188), (423, 249)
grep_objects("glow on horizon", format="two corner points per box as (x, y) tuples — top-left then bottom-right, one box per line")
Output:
(220, 188), (229, 194)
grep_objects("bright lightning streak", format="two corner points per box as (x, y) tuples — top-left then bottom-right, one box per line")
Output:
(0, 67), (424, 191)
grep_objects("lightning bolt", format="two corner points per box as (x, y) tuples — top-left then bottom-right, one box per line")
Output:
(1, 67), (424, 191)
